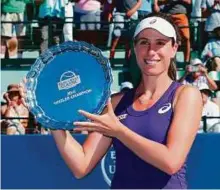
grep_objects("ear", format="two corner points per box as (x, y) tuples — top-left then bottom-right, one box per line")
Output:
(171, 43), (179, 59)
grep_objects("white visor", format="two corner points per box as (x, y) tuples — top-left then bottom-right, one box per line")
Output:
(133, 16), (177, 42)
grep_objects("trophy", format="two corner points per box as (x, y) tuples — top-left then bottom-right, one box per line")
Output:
(25, 41), (113, 130)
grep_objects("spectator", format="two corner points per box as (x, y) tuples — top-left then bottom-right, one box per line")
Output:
(201, 26), (220, 62)
(201, 0), (220, 34)
(38, 0), (66, 53)
(179, 58), (218, 90)
(108, 0), (142, 61)
(102, 0), (113, 26)
(1, 84), (29, 135)
(138, 0), (153, 20)
(74, 0), (102, 31)
(5, 37), (22, 58)
(0, 45), (6, 58)
(120, 81), (134, 92)
(199, 83), (220, 133)
(154, 0), (192, 62)
(206, 56), (220, 72)
(63, 1), (74, 41)
(205, 55), (220, 105)
(1, 0), (31, 57)
(191, 0), (203, 21)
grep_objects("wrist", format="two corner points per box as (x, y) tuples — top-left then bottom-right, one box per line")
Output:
(115, 123), (127, 139)
(203, 72), (208, 77)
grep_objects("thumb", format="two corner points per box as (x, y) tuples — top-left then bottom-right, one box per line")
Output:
(107, 98), (114, 114)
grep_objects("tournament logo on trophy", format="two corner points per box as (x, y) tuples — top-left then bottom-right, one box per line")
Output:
(57, 71), (81, 90)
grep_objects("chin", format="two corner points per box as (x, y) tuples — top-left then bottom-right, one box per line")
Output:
(142, 70), (163, 77)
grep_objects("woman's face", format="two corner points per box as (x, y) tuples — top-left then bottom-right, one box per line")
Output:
(8, 91), (21, 102)
(134, 28), (178, 77)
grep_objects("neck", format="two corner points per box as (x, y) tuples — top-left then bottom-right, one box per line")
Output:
(138, 73), (173, 97)
(133, 74), (173, 110)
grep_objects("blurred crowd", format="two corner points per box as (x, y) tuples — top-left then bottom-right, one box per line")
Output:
(1, 0), (220, 134)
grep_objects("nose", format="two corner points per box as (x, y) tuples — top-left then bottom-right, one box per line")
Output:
(147, 43), (157, 56)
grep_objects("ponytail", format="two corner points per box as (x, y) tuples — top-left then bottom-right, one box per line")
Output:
(168, 59), (177, 81)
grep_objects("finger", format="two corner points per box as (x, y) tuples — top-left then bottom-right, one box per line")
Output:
(74, 127), (96, 132)
(107, 98), (114, 114)
(78, 110), (100, 121)
(73, 121), (99, 127)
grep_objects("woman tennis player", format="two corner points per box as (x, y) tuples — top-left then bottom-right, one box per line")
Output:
(49, 13), (202, 188)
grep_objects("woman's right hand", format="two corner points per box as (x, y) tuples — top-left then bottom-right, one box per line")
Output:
(3, 92), (11, 105)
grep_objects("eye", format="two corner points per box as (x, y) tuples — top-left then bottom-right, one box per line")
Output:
(156, 41), (166, 46)
(136, 39), (149, 46)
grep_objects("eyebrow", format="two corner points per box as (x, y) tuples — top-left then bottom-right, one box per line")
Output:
(135, 37), (170, 42)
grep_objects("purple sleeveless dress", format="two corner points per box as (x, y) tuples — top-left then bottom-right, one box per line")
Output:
(111, 81), (187, 189)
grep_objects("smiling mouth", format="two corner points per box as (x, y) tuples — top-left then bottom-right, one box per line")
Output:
(144, 59), (160, 65)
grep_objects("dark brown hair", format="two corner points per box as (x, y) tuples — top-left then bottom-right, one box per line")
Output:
(206, 56), (220, 72)
(134, 12), (181, 81)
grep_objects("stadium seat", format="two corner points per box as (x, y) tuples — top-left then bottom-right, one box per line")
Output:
(176, 70), (185, 80)
(176, 51), (184, 63)
(22, 51), (39, 58)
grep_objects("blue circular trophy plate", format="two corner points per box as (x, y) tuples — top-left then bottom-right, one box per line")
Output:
(25, 41), (113, 130)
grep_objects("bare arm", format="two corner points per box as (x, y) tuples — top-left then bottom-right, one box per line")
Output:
(204, 73), (218, 90)
(52, 130), (112, 178)
(115, 86), (202, 174)
(199, 66), (218, 90)
(153, 0), (160, 12)
(126, 0), (142, 17)
(52, 94), (123, 178)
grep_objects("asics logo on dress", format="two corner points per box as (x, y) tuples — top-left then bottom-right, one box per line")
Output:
(158, 103), (172, 114)
(117, 114), (128, 120)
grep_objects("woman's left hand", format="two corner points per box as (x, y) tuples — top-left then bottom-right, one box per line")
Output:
(199, 65), (208, 75)
(73, 100), (123, 137)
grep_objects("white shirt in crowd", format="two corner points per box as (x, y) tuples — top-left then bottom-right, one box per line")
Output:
(200, 99), (220, 132)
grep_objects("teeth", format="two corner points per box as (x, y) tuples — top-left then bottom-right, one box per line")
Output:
(145, 60), (158, 65)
